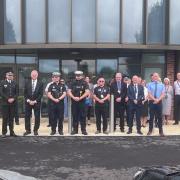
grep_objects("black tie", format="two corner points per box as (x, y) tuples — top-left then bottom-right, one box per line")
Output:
(154, 82), (157, 98)
(134, 85), (137, 94)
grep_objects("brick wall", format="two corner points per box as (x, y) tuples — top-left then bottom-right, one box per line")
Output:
(166, 51), (176, 120)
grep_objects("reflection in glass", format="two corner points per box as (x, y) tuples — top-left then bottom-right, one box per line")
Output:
(142, 54), (165, 64)
(97, 0), (120, 42)
(25, 0), (45, 43)
(147, 0), (165, 43)
(0, 56), (15, 63)
(39, 59), (59, 73)
(122, 0), (143, 43)
(119, 56), (141, 64)
(118, 65), (141, 77)
(16, 56), (36, 64)
(4, 0), (21, 43)
(97, 59), (117, 80)
(72, 0), (96, 42)
(79, 60), (95, 76)
(48, 0), (71, 42)
(170, 0), (180, 44)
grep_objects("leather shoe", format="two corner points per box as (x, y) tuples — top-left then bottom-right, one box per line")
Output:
(47, 124), (51, 127)
(159, 132), (165, 137)
(34, 131), (38, 136)
(71, 130), (78, 135)
(82, 131), (88, 135)
(137, 131), (143, 135)
(127, 130), (132, 134)
(173, 122), (178, 125)
(2, 134), (6, 138)
(147, 131), (152, 136)
(50, 131), (56, 135)
(10, 133), (17, 137)
(15, 122), (20, 125)
(121, 129), (125, 133)
(23, 131), (31, 136)
(59, 131), (64, 135)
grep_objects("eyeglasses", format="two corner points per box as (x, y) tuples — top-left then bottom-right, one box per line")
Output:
(99, 80), (105, 82)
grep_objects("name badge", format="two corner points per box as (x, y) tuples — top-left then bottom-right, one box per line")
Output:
(118, 90), (121, 94)
(101, 94), (104, 99)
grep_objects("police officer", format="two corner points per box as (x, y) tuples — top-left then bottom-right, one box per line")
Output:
(48, 72), (66, 135)
(93, 77), (110, 134)
(0, 72), (18, 137)
(68, 71), (89, 135)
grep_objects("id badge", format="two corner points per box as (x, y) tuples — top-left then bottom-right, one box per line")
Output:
(101, 94), (104, 99)
(118, 90), (121, 94)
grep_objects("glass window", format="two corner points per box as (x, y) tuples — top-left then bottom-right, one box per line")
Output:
(142, 54), (165, 64)
(97, 0), (120, 42)
(16, 56), (36, 64)
(0, 55), (15, 63)
(147, 0), (165, 44)
(97, 59), (117, 80)
(48, 0), (71, 42)
(4, 0), (21, 43)
(39, 59), (59, 73)
(170, 0), (180, 44)
(79, 60), (96, 76)
(122, 0), (143, 43)
(119, 56), (141, 64)
(118, 65), (141, 77)
(25, 0), (45, 43)
(72, 0), (96, 42)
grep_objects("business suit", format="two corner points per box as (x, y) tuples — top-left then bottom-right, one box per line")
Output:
(127, 83), (144, 133)
(0, 79), (18, 136)
(24, 79), (43, 133)
(110, 81), (127, 131)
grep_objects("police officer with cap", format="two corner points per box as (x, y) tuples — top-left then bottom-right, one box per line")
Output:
(48, 72), (66, 135)
(0, 72), (18, 137)
(68, 70), (89, 135)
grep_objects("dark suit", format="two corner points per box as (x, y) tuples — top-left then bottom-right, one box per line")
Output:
(127, 84), (144, 132)
(24, 79), (43, 132)
(0, 80), (18, 135)
(110, 81), (127, 131)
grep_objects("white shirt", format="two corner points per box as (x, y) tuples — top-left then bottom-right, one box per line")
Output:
(134, 84), (138, 99)
(45, 81), (53, 93)
(32, 79), (37, 90)
(174, 80), (180, 95)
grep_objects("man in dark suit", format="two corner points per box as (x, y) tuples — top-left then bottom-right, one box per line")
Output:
(127, 75), (144, 135)
(0, 72), (18, 137)
(24, 70), (43, 136)
(110, 73), (127, 132)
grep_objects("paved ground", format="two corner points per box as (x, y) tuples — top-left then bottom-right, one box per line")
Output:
(0, 118), (180, 136)
(0, 136), (180, 180)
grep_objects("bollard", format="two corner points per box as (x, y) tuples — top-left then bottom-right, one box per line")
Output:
(68, 97), (72, 134)
(109, 95), (114, 133)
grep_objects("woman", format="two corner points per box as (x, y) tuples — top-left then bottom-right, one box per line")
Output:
(141, 80), (148, 127)
(162, 78), (173, 125)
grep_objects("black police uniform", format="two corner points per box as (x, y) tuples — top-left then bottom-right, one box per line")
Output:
(69, 79), (89, 134)
(48, 82), (66, 133)
(94, 86), (110, 132)
(0, 79), (18, 135)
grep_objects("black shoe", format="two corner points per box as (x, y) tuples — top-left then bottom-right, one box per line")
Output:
(15, 122), (20, 125)
(71, 130), (78, 135)
(23, 131), (31, 136)
(47, 124), (51, 127)
(127, 130), (132, 134)
(59, 131), (64, 135)
(34, 131), (38, 136)
(159, 132), (165, 137)
(50, 131), (56, 135)
(2, 134), (6, 138)
(173, 122), (178, 125)
(10, 132), (17, 137)
(82, 131), (88, 135)
(120, 129), (125, 133)
(95, 130), (101, 134)
(137, 131), (143, 135)
(147, 131), (152, 136)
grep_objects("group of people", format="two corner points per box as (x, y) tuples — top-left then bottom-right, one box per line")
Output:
(0, 69), (179, 137)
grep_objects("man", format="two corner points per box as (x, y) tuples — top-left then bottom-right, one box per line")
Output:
(147, 72), (165, 136)
(24, 70), (43, 136)
(127, 75), (144, 135)
(174, 72), (180, 125)
(110, 73), (127, 132)
(45, 76), (56, 127)
(93, 77), (110, 134)
(68, 71), (89, 135)
(48, 72), (66, 135)
(0, 72), (18, 137)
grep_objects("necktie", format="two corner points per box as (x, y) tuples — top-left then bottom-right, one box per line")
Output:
(134, 84), (137, 94)
(154, 82), (157, 98)
(32, 80), (35, 94)
(117, 82), (121, 92)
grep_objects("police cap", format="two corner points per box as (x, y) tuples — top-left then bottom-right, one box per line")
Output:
(74, 71), (83, 76)
(6, 72), (14, 76)
(52, 72), (61, 77)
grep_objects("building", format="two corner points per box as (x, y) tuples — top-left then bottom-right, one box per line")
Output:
(0, 0), (180, 115)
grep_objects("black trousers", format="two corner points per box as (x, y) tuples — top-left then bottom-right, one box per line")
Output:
(14, 101), (19, 123)
(95, 105), (108, 132)
(174, 95), (180, 123)
(114, 102), (125, 130)
(72, 102), (86, 132)
(2, 104), (15, 135)
(47, 100), (52, 125)
(85, 105), (92, 120)
(128, 103), (141, 131)
(149, 101), (163, 133)
(50, 102), (64, 132)
(25, 103), (41, 132)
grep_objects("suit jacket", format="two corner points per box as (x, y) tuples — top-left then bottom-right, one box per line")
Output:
(110, 81), (127, 104)
(24, 79), (43, 104)
(127, 83), (144, 105)
(0, 80), (18, 106)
